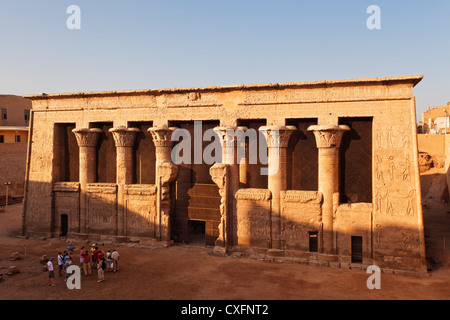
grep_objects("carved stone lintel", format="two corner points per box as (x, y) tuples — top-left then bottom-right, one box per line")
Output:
(109, 126), (140, 147)
(258, 125), (297, 148)
(72, 128), (102, 147)
(307, 124), (350, 149)
(52, 182), (80, 193)
(124, 184), (157, 196)
(148, 126), (177, 147)
(280, 190), (322, 203)
(235, 188), (272, 201)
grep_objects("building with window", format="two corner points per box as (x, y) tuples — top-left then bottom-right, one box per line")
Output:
(22, 76), (426, 275)
(421, 103), (450, 134)
(0, 95), (31, 199)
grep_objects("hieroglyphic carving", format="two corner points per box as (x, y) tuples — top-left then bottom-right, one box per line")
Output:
(375, 124), (411, 149)
(375, 154), (412, 182)
(375, 187), (415, 216)
(163, 92), (219, 108)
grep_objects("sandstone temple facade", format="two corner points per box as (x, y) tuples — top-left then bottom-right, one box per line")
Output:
(22, 75), (427, 275)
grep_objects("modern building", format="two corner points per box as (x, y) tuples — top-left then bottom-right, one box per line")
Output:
(421, 103), (450, 134)
(0, 95), (31, 199)
(22, 75), (427, 275)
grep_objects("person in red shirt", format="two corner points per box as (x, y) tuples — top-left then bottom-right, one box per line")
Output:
(93, 247), (99, 269)
(82, 250), (92, 276)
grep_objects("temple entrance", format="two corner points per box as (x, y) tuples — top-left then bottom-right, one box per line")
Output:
(170, 120), (221, 246)
(188, 220), (206, 245)
(60, 214), (68, 237)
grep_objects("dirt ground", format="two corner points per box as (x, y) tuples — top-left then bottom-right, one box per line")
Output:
(0, 170), (449, 301)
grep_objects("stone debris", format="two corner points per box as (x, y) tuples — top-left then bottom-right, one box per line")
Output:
(8, 252), (20, 261)
(6, 266), (19, 276)
(39, 255), (49, 264)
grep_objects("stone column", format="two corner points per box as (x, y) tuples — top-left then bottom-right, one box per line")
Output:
(148, 126), (178, 244)
(110, 126), (140, 236)
(259, 125), (296, 250)
(308, 124), (349, 255)
(210, 126), (241, 251)
(210, 163), (229, 254)
(72, 128), (102, 234)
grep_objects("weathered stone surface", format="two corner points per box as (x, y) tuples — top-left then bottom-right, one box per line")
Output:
(22, 75), (427, 274)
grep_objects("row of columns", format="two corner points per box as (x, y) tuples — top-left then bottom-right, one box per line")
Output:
(72, 125), (177, 243)
(71, 123), (350, 253)
(211, 124), (349, 255)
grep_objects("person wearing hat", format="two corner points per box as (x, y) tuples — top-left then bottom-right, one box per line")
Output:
(47, 257), (56, 287)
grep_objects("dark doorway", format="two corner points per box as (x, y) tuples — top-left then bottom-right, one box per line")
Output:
(60, 214), (68, 237)
(188, 220), (206, 245)
(90, 122), (116, 183)
(286, 118), (318, 191)
(169, 120), (221, 245)
(236, 119), (268, 189)
(309, 231), (318, 252)
(351, 236), (363, 263)
(338, 117), (373, 203)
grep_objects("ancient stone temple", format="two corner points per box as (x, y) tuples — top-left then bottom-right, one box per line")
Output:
(22, 75), (427, 275)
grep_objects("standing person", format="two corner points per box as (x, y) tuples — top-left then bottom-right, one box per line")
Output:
(93, 247), (99, 269)
(90, 244), (96, 268)
(82, 249), (92, 276)
(67, 242), (75, 254)
(111, 249), (119, 272)
(79, 246), (85, 266)
(97, 257), (105, 283)
(47, 257), (56, 287)
(64, 255), (72, 282)
(106, 250), (112, 272)
(57, 252), (64, 277)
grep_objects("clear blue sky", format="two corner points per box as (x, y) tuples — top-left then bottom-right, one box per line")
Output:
(0, 1), (449, 118)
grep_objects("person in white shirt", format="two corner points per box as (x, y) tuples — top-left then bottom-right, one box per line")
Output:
(111, 249), (119, 272)
(47, 257), (56, 287)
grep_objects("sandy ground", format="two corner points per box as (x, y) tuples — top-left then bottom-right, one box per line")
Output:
(0, 171), (449, 301)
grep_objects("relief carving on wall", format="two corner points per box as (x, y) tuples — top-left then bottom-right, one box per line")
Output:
(375, 187), (415, 216)
(210, 163), (229, 248)
(163, 92), (220, 108)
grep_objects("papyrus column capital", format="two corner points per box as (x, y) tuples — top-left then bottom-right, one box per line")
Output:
(72, 128), (102, 148)
(109, 126), (140, 147)
(307, 124), (350, 149)
(259, 125), (297, 148)
(148, 126), (176, 147)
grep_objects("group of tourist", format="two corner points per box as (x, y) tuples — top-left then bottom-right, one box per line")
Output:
(46, 242), (120, 286)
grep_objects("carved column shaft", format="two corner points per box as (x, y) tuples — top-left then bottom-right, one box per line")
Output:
(308, 124), (349, 255)
(110, 127), (140, 236)
(210, 163), (229, 253)
(110, 127), (140, 185)
(259, 125), (296, 250)
(72, 128), (102, 234)
(149, 126), (178, 243)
